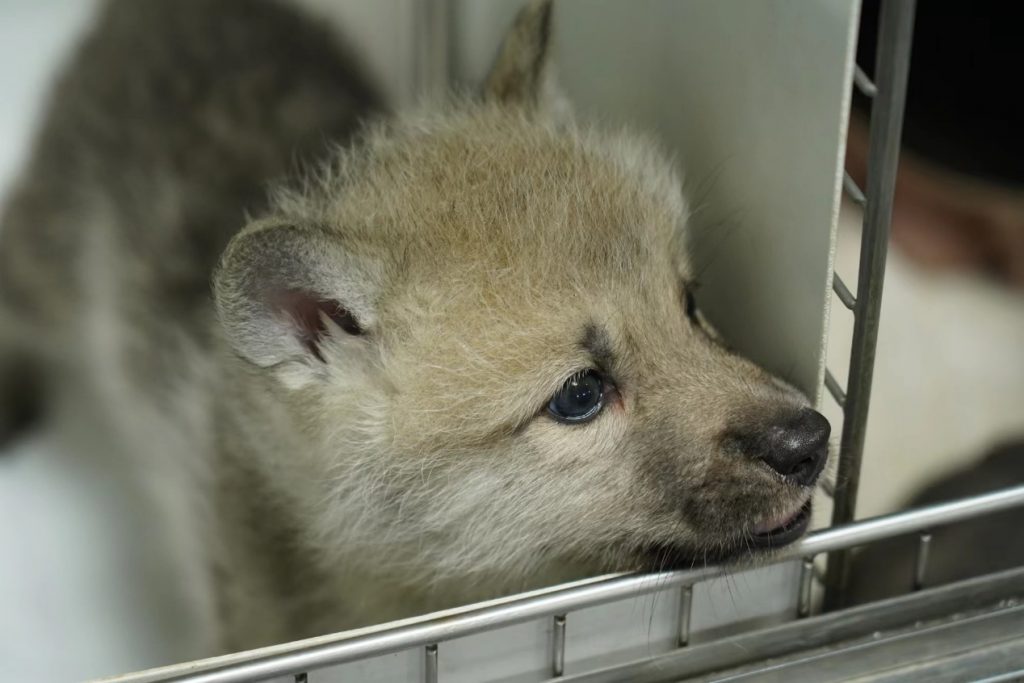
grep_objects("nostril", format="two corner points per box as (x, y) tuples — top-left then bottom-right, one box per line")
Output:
(788, 454), (821, 483)
(767, 446), (827, 486)
(788, 456), (814, 477)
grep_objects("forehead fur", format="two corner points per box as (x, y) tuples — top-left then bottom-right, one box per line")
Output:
(273, 103), (694, 447)
(273, 102), (689, 291)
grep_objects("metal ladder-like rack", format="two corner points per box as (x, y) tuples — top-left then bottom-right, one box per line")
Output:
(821, 0), (915, 610)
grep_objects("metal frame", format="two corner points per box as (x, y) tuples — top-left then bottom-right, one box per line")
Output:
(112, 485), (1024, 683)
(412, 0), (451, 99)
(557, 567), (1024, 682)
(822, 0), (916, 610)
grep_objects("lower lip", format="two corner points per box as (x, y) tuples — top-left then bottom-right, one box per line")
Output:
(630, 501), (814, 570)
(750, 501), (813, 549)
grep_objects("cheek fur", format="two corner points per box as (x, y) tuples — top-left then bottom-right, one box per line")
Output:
(522, 406), (630, 469)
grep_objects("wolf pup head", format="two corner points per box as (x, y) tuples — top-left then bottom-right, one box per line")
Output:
(214, 0), (829, 594)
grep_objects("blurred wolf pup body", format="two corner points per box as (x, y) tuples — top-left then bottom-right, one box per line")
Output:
(0, 0), (829, 652)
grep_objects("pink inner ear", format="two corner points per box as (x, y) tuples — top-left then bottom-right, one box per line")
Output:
(272, 289), (362, 363)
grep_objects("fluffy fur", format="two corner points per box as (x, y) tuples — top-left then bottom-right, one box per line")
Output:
(0, 0), (825, 652)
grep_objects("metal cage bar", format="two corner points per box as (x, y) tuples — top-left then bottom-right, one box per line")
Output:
(144, 485), (1024, 683)
(823, 0), (916, 611)
(413, 0), (451, 99)
(676, 585), (694, 647)
(555, 569), (1024, 682)
(424, 644), (438, 683)
(552, 615), (567, 677)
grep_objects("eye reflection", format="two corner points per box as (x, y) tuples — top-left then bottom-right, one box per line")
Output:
(547, 370), (605, 424)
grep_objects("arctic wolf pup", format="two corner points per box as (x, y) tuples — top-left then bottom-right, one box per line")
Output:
(0, 0), (830, 651)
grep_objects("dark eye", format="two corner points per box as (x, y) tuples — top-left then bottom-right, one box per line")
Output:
(684, 288), (699, 321)
(547, 370), (605, 424)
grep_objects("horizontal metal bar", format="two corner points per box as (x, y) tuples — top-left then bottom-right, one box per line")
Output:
(147, 485), (1024, 683)
(824, 368), (846, 407)
(808, 484), (1024, 551)
(832, 272), (856, 310)
(712, 605), (1024, 682)
(870, 640), (1024, 683)
(842, 171), (867, 207)
(558, 567), (1024, 682)
(854, 64), (878, 98)
(975, 668), (1024, 683)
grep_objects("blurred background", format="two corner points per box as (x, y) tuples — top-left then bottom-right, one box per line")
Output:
(1, 1), (1021, 681)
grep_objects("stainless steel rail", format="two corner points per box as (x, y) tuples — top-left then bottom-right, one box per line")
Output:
(413, 0), (450, 99)
(146, 484), (1024, 683)
(823, 0), (916, 610)
(557, 567), (1024, 682)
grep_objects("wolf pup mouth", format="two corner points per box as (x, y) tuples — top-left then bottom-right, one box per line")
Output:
(750, 500), (813, 548)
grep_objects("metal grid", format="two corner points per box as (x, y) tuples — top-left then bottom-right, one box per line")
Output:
(822, 0), (917, 611)
(121, 485), (1024, 683)
(107, 1), (1024, 681)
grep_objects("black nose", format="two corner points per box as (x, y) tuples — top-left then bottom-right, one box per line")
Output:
(734, 408), (830, 486)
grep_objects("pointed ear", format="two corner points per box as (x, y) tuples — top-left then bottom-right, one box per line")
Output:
(482, 0), (565, 112)
(213, 220), (380, 385)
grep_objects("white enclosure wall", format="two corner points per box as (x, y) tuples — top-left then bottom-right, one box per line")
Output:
(452, 0), (859, 402)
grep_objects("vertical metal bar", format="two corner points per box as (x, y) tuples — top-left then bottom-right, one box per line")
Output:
(825, 0), (916, 611)
(798, 557), (816, 618)
(552, 614), (567, 677)
(913, 532), (932, 591)
(677, 585), (694, 647)
(413, 0), (451, 100)
(425, 644), (438, 683)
